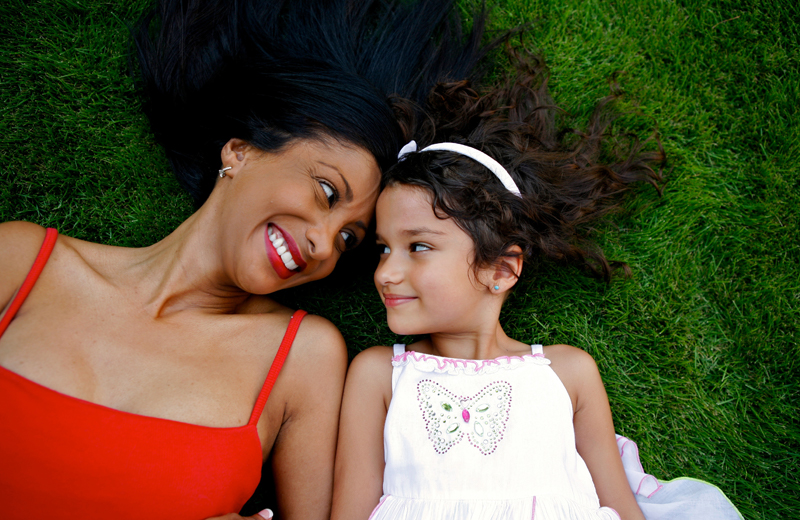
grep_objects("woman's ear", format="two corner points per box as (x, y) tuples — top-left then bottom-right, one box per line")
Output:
(219, 138), (249, 178)
(484, 245), (523, 293)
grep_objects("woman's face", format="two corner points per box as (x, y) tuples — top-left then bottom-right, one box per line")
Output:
(216, 138), (380, 294)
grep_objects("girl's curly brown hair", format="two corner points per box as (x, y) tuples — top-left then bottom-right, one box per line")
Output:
(385, 50), (666, 283)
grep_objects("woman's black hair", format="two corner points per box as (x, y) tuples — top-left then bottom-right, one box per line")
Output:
(135, 0), (494, 204)
(384, 51), (666, 282)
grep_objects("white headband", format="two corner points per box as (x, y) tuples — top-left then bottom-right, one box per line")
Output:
(397, 140), (522, 197)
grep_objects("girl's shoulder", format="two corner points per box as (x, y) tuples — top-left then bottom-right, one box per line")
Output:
(543, 343), (602, 383)
(347, 346), (395, 401)
(542, 343), (597, 366)
(350, 345), (395, 372)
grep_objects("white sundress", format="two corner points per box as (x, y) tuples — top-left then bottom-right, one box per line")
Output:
(369, 344), (743, 520)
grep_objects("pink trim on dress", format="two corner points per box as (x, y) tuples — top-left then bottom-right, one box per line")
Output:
(368, 495), (389, 520)
(616, 435), (664, 498)
(531, 496), (537, 519)
(391, 350), (544, 369)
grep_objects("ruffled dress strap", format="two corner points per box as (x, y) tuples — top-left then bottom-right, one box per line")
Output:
(391, 344), (406, 392)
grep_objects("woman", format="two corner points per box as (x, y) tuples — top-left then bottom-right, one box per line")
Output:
(0, 0), (489, 518)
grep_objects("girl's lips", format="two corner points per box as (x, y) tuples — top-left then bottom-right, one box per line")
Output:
(382, 294), (417, 307)
(265, 224), (308, 279)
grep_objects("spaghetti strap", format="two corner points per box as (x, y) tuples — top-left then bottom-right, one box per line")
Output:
(248, 309), (309, 426)
(0, 228), (58, 338)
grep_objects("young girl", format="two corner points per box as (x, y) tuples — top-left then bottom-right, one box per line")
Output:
(332, 55), (742, 520)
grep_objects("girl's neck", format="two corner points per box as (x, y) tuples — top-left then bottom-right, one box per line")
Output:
(424, 323), (531, 361)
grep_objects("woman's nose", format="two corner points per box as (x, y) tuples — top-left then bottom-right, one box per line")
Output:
(305, 223), (336, 262)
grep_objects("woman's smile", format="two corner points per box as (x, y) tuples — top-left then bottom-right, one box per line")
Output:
(266, 224), (307, 278)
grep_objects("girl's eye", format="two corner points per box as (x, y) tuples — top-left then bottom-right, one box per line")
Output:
(411, 243), (431, 252)
(319, 180), (338, 207)
(377, 244), (390, 255)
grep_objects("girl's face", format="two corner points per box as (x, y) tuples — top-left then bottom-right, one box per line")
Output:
(374, 184), (492, 336)
(217, 138), (380, 294)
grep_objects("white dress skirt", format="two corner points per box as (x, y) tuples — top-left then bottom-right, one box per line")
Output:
(369, 344), (742, 520)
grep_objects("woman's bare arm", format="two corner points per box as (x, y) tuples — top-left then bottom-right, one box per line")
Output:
(331, 346), (393, 520)
(266, 315), (349, 520)
(547, 345), (645, 520)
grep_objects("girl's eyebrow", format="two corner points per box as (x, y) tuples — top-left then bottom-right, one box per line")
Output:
(404, 227), (445, 237)
(375, 227), (444, 242)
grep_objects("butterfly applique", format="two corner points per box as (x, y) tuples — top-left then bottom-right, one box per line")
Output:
(417, 379), (512, 455)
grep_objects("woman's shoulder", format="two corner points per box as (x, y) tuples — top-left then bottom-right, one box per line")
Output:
(0, 222), (50, 305)
(243, 299), (349, 365)
(0, 221), (48, 264)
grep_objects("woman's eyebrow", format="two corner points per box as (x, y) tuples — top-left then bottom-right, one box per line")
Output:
(319, 161), (353, 202)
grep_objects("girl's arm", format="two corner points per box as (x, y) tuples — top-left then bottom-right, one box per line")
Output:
(331, 346), (394, 520)
(547, 345), (645, 520)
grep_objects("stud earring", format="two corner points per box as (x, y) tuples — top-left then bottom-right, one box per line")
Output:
(218, 166), (232, 178)
(494, 285), (500, 291)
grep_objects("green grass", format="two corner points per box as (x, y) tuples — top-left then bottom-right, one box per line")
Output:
(1, 0), (797, 518)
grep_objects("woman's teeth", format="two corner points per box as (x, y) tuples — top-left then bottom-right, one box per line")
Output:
(268, 227), (300, 271)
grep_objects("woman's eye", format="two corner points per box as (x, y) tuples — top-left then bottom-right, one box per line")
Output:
(411, 243), (431, 252)
(377, 244), (390, 255)
(339, 230), (358, 250)
(319, 180), (337, 206)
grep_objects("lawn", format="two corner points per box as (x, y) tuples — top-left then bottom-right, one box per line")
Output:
(1, 0), (797, 518)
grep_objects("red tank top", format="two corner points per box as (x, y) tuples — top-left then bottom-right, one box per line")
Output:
(0, 228), (308, 519)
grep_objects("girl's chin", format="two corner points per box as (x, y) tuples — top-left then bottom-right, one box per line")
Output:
(386, 320), (425, 337)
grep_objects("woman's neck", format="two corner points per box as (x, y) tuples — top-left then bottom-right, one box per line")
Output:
(108, 201), (253, 318)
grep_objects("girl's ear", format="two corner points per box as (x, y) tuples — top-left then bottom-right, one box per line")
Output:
(483, 245), (524, 293)
(219, 138), (249, 178)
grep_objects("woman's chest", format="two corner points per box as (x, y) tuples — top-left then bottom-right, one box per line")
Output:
(0, 287), (286, 428)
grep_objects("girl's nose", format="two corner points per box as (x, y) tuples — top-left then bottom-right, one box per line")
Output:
(374, 252), (402, 286)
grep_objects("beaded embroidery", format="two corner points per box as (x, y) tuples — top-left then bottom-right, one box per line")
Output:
(417, 379), (512, 455)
